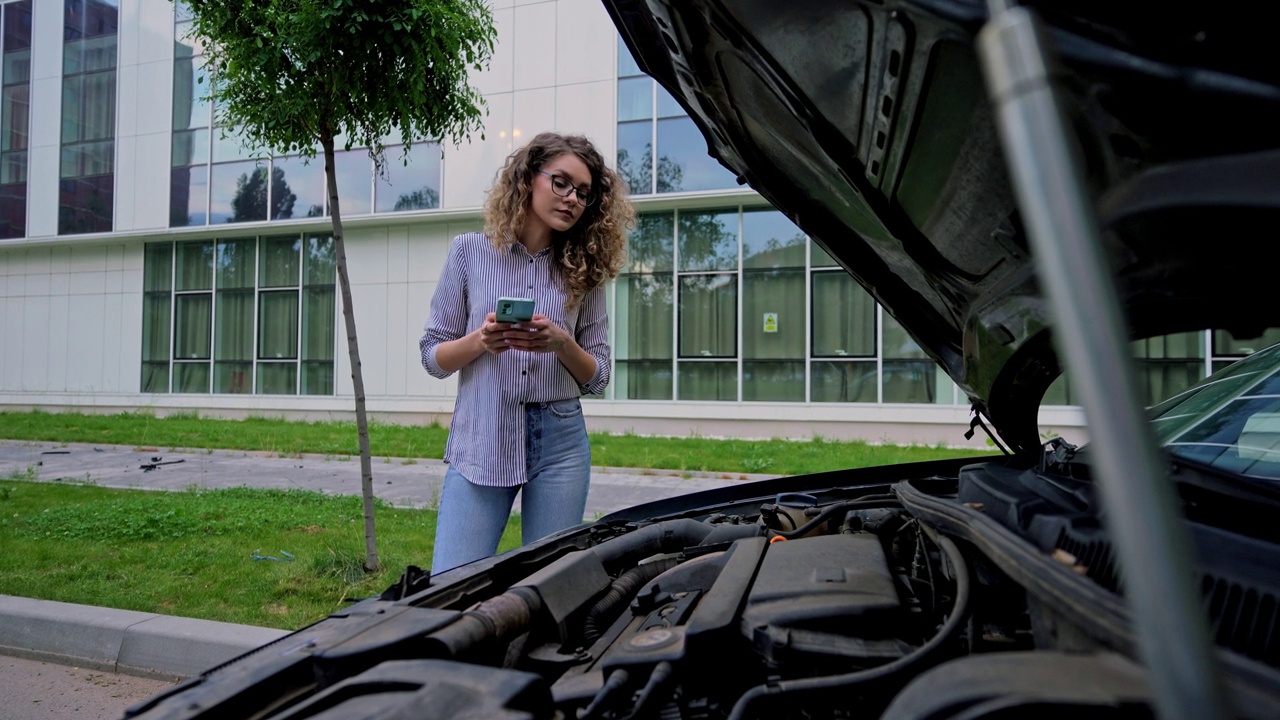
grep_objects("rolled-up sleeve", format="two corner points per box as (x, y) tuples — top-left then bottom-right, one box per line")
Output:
(575, 284), (611, 395)
(420, 240), (468, 379)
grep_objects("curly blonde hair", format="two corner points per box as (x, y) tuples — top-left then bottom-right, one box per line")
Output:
(484, 132), (633, 309)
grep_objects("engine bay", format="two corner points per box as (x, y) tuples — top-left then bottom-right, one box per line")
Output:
(126, 448), (1280, 720)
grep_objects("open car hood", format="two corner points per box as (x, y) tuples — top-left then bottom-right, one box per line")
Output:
(604, 0), (1280, 452)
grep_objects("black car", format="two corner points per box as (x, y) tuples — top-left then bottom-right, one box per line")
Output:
(125, 2), (1280, 718)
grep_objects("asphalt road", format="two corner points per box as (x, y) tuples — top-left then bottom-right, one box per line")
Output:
(0, 655), (176, 720)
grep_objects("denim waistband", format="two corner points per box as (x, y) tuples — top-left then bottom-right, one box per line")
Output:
(521, 399), (575, 410)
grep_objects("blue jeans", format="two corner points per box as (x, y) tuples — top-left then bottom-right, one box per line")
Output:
(430, 398), (591, 575)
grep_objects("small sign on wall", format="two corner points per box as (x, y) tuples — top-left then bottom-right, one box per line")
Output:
(763, 312), (778, 333)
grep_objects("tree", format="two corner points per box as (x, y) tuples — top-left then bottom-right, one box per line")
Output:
(186, 0), (496, 572)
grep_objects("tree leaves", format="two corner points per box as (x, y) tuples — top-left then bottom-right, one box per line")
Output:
(185, 0), (496, 169)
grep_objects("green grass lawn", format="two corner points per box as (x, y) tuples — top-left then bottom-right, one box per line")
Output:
(0, 479), (520, 630)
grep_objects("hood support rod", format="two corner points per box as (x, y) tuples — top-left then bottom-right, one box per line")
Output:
(976, 3), (1229, 719)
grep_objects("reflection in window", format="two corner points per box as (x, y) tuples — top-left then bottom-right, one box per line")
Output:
(375, 143), (441, 212)
(332, 149), (371, 215)
(616, 37), (737, 196)
(142, 234), (336, 395)
(656, 116), (737, 192)
(1133, 331), (1204, 406)
(59, 0), (117, 235)
(1, 0), (32, 239)
(617, 214), (674, 400)
(210, 160), (266, 223)
(811, 271), (874, 358)
(141, 243), (172, 392)
(616, 274), (673, 400)
(743, 269), (804, 402)
(271, 156), (324, 219)
(882, 312), (952, 404)
(811, 361), (878, 403)
(616, 120), (652, 196)
(678, 361), (736, 401)
(678, 210), (737, 271)
(743, 209), (805, 269)
(678, 274), (736, 358)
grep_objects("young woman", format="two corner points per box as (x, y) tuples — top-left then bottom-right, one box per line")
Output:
(420, 132), (633, 574)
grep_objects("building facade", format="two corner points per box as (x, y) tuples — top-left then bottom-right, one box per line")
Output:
(1, 0), (1270, 446)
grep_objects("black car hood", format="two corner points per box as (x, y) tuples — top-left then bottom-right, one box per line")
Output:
(604, 0), (1280, 452)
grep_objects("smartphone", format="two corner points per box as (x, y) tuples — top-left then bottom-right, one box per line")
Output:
(495, 297), (535, 323)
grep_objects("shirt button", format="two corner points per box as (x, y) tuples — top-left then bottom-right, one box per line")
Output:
(529, 259), (534, 264)
(522, 370), (528, 376)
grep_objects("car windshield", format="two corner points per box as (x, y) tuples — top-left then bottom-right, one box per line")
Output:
(1149, 342), (1280, 481)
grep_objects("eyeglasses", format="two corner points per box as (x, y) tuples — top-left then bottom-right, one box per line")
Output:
(537, 170), (597, 207)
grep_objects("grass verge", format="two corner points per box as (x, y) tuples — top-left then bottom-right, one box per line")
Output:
(0, 478), (521, 630)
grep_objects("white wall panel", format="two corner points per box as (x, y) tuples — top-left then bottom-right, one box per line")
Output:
(117, 65), (139, 139)
(513, 4), (557, 91)
(473, 7), (514, 97)
(513, 88), (556, 145)
(118, 0), (139, 67)
(70, 244), (108, 273)
(406, 223), (452, 283)
(100, 293), (124, 391)
(443, 93), (513, 210)
(49, 247), (71, 295)
(115, 135), (138, 230)
(0, 297), (17, 389)
(345, 228), (389, 286)
(135, 61), (174, 135)
(25, 144), (58, 238)
(69, 269), (107, 296)
(138, 0), (176, 64)
(106, 244), (125, 272)
(21, 298), (49, 390)
(24, 270), (50, 296)
(555, 0), (618, 86)
(46, 295), (70, 391)
(383, 282), (410, 396)
(386, 226), (409, 284)
(66, 291), (106, 390)
(132, 131), (172, 229)
(555, 81), (614, 154)
(117, 288), (143, 394)
(24, 246), (51, 273)
(406, 280), (447, 398)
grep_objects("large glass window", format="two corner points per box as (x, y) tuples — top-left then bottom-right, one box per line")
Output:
(616, 39), (737, 196)
(810, 270), (877, 402)
(742, 210), (806, 401)
(0, 0), (31, 239)
(615, 213), (674, 399)
(141, 233), (336, 395)
(60, 0), (117, 235)
(677, 210), (737, 400)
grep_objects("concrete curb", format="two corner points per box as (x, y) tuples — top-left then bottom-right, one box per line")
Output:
(0, 594), (289, 680)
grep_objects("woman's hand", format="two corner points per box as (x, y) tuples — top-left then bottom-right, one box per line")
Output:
(498, 314), (574, 355)
(478, 312), (512, 355)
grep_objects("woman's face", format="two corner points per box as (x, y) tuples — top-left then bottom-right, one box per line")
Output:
(528, 152), (592, 235)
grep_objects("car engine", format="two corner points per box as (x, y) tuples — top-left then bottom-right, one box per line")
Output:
(125, 444), (1280, 720)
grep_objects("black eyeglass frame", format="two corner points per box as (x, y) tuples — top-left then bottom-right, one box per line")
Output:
(537, 169), (598, 207)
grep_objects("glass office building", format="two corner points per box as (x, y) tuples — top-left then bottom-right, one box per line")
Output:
(1, 0), (1269, 446)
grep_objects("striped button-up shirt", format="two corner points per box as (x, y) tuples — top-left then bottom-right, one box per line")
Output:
(420, 232), (611, 487)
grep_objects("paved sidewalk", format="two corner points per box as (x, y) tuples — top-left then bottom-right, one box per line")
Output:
(0, 438), (778, 683)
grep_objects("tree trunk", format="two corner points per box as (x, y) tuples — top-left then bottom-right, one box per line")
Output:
(322, 133), (379, 572)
